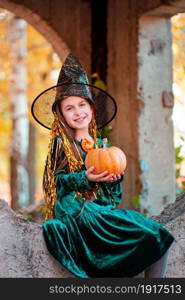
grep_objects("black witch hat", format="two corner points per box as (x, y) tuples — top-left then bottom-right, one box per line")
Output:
(31, 53), (117, 129)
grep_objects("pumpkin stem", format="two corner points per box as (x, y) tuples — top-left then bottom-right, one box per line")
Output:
(103, 138), (108, 148)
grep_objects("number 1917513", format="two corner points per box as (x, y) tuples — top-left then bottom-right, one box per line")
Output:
(139, 284), (182, 294)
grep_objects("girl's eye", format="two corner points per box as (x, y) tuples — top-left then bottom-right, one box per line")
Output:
(80, 103), (86, 106)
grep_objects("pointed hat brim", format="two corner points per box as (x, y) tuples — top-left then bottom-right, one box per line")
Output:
(31, 53), (117, 130)
(31, 82), (117, 130)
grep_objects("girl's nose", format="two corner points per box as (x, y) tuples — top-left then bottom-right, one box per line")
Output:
(74, 109), (81, 116)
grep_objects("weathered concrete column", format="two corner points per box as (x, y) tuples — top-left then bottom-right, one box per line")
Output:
(138, 15), (175, 215)
(107, 0), (177, 215)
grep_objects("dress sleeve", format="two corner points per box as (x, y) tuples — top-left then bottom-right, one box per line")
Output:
(54, 168), (96, 195)
(104, 141), (124, 204)
(108, 175), (124, 205)
(51, 136), (96, 195)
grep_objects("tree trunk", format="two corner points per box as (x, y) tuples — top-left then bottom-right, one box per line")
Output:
(8, 15), (29, 210)
(28, 122), (36, 205)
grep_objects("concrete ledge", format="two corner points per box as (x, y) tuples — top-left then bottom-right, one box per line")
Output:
(0, 199), (74, 278)
(0, 194), (184, 277)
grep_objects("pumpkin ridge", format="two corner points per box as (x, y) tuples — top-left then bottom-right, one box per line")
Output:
(98, 149), (104, 173)
(109, 149), (119, 174)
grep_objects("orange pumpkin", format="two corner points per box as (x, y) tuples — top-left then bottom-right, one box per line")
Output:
(85, 138), (127, 175)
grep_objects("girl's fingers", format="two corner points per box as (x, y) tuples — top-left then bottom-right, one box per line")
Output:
(86, 167), (124, 177)
(86, 167), (109, 177)
(98, 173), (115, 182)
(87, 169), (124, 182)
(111, 174), (119, 180)
(86, 166), (95, 174)
(100, 173), (122, 182)
(94, 170), (109, 179)
(111, 175), (117, 180)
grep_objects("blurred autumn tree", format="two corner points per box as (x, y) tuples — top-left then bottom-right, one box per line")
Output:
(172, 14), (185, 99)
(171, 14), (185, 192)
(0, 8), (61, 207)
(8, 15), (29, 210)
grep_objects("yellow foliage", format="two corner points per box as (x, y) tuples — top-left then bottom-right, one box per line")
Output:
(0, 8), (61, 200)
(172, 13), (185, 104)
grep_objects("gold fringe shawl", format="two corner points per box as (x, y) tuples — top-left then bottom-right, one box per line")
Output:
(43, 112), (99, 220)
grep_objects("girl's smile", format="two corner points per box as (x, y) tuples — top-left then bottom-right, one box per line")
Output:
(74, 115), (86, 122)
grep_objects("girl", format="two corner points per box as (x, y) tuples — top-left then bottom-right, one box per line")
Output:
(31, 53), (174, 278)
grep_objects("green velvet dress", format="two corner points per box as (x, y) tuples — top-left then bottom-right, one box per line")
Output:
(42, 137), (174, 278)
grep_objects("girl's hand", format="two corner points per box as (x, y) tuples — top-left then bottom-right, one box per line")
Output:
(85, 166), (124, 183)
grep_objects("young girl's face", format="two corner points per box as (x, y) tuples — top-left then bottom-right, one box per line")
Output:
(60, 96), (93, 129)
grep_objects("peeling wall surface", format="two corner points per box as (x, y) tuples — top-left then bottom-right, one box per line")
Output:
(138, 16), (175, 215)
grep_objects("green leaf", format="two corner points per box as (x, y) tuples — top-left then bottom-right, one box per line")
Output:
(175, 145), (181, 157)
(181, 180), (185, 187)
(176, 169), (180, 178)
(130, 195), (140, 209)
(23, 215), (33, 221)
(176, 157), (184, 163)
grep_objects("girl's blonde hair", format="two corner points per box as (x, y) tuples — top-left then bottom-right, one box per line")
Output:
(43, 98), (99, 220)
